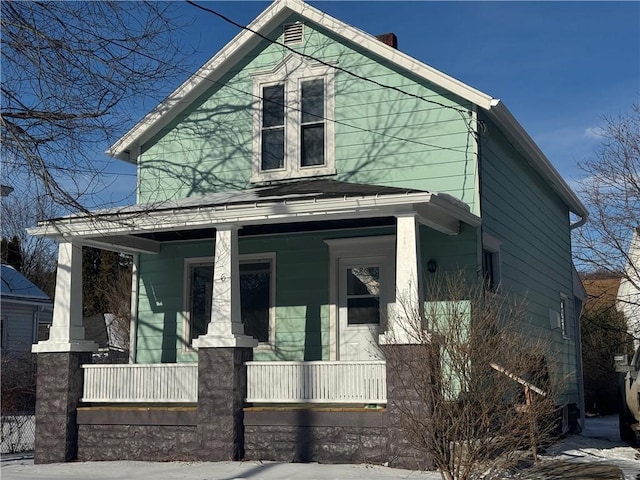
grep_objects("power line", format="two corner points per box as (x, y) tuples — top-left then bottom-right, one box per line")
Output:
(97, 17), (474, 155)
(185, 0), (473, 122)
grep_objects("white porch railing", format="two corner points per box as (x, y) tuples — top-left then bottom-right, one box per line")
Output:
(82, 364), (198, 403)
(246, 361), (387, 404)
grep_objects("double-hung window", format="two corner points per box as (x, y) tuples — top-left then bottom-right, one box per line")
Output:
(252, 55), (335, 182)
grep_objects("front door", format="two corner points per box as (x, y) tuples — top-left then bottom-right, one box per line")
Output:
(338, 257), (387, 360)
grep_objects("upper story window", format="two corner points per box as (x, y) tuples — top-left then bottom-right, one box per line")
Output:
(252, 55), (335, 182)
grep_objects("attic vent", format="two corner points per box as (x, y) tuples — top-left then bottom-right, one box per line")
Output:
(283, 22), (304, 44)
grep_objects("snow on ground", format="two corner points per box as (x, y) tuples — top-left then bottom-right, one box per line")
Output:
(1, 416), (638, 480)
(0, 459), (440, 480)
(541, 415), (640, 480)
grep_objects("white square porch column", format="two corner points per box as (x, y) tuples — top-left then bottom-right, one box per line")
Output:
(381, 212), (425, 345)
(193, 225), (257, 348)
(33, 241), (97, 353)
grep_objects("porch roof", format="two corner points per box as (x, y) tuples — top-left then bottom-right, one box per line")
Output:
(28, 180), (480, 254)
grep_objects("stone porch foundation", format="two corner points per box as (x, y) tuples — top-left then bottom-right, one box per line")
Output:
(35, 345), (436, 469)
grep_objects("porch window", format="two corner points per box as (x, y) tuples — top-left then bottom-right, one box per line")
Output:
(346, 266), (381, 325)
(239, 261), (271, 343)
(252, 55), (335, 182)
(184, 255), (275, 346)
(187, 264), (213, 343)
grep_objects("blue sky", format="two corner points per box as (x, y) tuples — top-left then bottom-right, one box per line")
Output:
(103, 0), (639, 205)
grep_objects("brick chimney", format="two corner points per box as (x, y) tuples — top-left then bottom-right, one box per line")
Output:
(375, 33), (398, 49)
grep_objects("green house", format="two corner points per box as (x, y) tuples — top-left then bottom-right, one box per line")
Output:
(30, 0), (588, 466)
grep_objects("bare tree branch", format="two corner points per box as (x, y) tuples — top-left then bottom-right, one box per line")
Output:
(0, 1), (189, 212)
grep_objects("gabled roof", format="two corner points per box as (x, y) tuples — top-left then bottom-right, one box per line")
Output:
(1, 264), (51, 303)
(106, 0), (587, 221)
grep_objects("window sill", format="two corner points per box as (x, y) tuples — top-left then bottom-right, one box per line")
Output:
(250, 166), (336, 184)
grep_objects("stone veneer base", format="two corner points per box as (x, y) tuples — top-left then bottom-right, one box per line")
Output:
(244, 409), (388, 464)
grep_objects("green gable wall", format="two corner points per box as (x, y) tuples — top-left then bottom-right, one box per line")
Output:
(137, 15), (478, 214)
(478, 113), (579, 405)
(134, 225), (479, 364)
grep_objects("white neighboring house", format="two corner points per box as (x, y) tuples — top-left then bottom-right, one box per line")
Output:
(618, 227), (640, 350)
(1, 264), (52, 353)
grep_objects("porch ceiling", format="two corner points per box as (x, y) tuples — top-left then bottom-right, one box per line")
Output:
(28, 180), (480, 253)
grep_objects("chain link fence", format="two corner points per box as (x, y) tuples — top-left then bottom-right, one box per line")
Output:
(1, 352), (36, 454)
(1, 413), (35, 454)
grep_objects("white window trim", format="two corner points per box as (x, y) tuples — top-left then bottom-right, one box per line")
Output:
(251, 54), (335, 183)
(325, 236), (396, 360)
(182, 254), (276, 352)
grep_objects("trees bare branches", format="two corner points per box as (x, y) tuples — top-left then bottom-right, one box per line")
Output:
(385, 274), (560, 480)
(574, 104), (640, 341)
(0, 1), (187, 211)
(1, 194), (57, 296)
(574, 104), (639, 279)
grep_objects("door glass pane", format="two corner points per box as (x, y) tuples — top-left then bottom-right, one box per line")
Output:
(240, 262), (271, 343)
(189, 265), (213, 342)
(346, 266), (380, 325)
(347, 297), (380, 325)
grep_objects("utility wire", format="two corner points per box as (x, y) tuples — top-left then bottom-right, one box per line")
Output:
(185, 0), (473, 121)
(98, 14), (474, 154)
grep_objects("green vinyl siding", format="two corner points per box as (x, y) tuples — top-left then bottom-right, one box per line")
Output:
(137, 15), (478, 214)
(133, 224), (479, 364)
(479, 113), (578, 404)
(135, 227), (391, 363)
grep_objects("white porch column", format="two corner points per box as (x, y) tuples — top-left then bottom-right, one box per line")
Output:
(33, 241), (97, 353)
(381, 212), (425, 344)
(193, 225), (257, 348)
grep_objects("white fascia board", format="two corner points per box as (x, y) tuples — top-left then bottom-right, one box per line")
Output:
(107, 0), (495, 161)
(28, 192), (480, 241)
(487, 100), (588, 221)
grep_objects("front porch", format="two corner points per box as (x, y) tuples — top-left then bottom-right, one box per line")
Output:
(28, 180), (480, 467)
